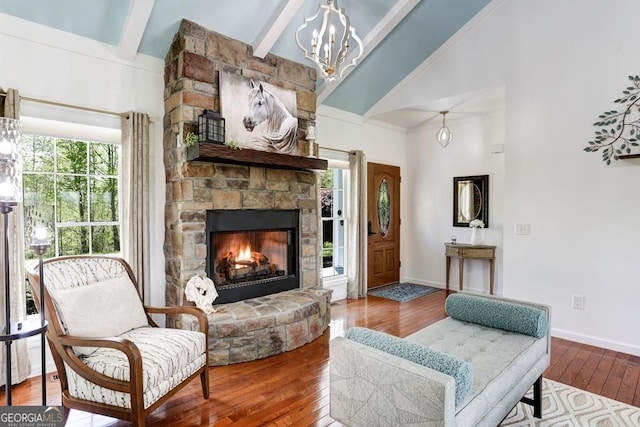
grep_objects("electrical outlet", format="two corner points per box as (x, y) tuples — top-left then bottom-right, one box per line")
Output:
(48, 372), (59, 382)
(515, 224), (531, 235)
(572, 295), (585, 310)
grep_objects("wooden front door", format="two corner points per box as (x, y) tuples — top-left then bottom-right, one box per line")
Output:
(367, 162), (400, 289)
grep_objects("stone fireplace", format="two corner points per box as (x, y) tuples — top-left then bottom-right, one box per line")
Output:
(162, 20), (324, 311)
(207, 209), (299, 304)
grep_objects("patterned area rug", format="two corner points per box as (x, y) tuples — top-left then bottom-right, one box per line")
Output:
(367, 283), (439, 302)
(501, 379), (640, 426)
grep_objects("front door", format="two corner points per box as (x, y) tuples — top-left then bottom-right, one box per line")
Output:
(367, 162), (400, 289)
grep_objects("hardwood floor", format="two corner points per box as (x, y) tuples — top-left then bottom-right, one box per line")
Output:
(2, 290), (639, 426)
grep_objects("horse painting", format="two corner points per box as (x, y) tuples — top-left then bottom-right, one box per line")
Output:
(242, 79), (298, 154)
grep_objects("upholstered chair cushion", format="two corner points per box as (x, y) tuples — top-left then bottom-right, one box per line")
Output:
(65, 327), (207, 409)
(48, 274), (149, 355)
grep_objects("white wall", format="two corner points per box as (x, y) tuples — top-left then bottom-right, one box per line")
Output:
(317, 105), (408, 166)
(401, 0), (640, 355)
(0, 14), (167, 314)
(405, 111), (505, 295)
(501, 0), (640, 355)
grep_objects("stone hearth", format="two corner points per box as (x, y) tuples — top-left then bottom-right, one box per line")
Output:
(183, 288), (332, 366)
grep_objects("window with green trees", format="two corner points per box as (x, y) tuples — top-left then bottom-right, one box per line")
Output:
(22, 134), (121, 313)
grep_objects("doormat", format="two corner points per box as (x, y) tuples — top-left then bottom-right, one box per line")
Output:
(368, 283), (440, 302)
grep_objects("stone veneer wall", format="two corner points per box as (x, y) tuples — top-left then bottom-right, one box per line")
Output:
(163, 20), (320, 309)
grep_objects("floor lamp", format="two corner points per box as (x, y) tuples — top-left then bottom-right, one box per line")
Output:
(30, 226), (50, 405)
(0, 117), (24, 405)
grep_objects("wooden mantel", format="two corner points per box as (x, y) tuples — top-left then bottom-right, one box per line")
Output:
(186, 143), (328, 171)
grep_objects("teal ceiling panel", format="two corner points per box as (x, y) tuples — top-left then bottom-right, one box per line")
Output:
(0, 0), (492, 119)
(138, 0), (286, 59)
(323, 0), (491, 115)
(0, 0), (131, 46)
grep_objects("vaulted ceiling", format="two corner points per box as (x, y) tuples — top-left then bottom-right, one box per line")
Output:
(0, 0), (500, 128)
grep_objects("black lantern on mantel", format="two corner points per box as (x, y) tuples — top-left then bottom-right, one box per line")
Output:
(198, 110), (225, 144)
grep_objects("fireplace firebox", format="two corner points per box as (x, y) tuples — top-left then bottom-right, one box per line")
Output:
(206, 209), (299, 304)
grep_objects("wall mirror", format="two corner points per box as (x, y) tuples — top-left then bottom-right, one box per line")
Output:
(453, 175), (489, 227)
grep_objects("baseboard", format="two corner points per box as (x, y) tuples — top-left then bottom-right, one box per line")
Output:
(402, 277), (444, 290)
(27, 335), (57, 377)
(323, 277), (347, 302)
(551, 328), (640, 357)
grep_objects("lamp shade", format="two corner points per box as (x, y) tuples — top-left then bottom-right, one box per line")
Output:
(436, 126), (452, 147)
(0, 117), (22, 203)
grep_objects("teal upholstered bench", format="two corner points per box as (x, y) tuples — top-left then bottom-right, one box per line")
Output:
(329, 292), (551, 427)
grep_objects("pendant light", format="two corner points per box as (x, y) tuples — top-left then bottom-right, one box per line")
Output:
(436, 110), (452, 147)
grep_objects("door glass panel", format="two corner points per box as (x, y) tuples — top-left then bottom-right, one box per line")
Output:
(377, 178), (391, 237)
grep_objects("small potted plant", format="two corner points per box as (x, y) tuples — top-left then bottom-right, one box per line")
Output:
(184, 131), (198, 147)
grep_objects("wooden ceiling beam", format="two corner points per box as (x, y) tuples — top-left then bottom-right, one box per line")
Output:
(117, 0), (156, 62)
(253, 0), (305, 59)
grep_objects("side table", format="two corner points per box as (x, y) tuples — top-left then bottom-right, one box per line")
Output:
(1, 318), (48, 405)
(445, 243), (496, 295)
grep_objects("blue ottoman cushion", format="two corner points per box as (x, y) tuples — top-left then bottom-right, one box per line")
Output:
(445, 293), (548, 338)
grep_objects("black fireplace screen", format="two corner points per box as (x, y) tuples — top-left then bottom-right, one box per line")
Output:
(206, 209), (299, 304)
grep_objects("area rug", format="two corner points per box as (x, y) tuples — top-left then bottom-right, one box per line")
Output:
(501, 379), (640, 426)
(367, 283), (439, 302)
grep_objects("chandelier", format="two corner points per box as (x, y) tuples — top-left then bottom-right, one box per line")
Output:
(295, 0), (363, 81)
(436, 110), (453, 148)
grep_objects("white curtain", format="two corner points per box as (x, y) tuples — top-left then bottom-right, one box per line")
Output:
(347, 150), (367, 299)
(0, 87), (31, 386)
(121, 112), (151, 303)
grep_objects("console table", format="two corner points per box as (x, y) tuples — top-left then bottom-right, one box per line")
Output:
(444, 243), (496, 295)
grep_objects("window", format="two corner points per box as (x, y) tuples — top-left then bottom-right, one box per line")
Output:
(320, 167), (347, 278)
(22, 133), (121, 314)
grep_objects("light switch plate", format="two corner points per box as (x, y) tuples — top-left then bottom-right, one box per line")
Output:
(515, 224), (530, 235)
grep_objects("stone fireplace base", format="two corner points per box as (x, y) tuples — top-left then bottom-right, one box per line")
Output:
(185, 288), (332, 366)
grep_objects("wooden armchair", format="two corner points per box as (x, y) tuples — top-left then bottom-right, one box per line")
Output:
(26, 255), (209, 426)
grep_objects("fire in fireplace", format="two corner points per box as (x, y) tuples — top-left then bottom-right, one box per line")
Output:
(214, 230), (287, 284)
(206, 209), (299, 304)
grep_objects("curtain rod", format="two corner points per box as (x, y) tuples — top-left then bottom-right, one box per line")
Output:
(1, 91), (132, 120)
(319, 146), (352, 154)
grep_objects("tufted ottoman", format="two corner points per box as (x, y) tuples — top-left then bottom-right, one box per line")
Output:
(330, 292), (551, 427)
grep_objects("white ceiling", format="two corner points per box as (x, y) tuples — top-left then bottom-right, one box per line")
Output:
(0, 0), (503, 128)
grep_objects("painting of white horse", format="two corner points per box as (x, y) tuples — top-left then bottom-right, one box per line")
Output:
(220, 72), (299, 155)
